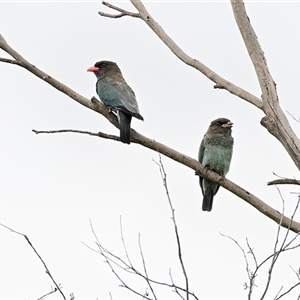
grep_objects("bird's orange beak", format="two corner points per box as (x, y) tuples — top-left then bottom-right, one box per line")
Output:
(87, 66), (100, 72)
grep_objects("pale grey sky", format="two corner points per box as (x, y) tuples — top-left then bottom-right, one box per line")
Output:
(1, 2), (300, 299)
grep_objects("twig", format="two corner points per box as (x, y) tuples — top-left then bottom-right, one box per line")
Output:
(37, 286), (60, 300)
(85, 220), (199, 300)
(153, 154), (189, 300)
(220, 233), (255, 298)
(222, 193), (300, 299)
(99, 1), (140, 18)
(286, 111), (300, 122)
(290, 265), (300, 281)
(267, 179), (300, 186)
(169, 269), (185, 300)
(276, 281), (300, 300)
(88, 221), (154, 300)
(32, 128), (120, 142)
(119, 217), (134, 268)
(0, 223), (66, 300)
(0, 57), (22, 66)
(259, 187), (286, 299)
(246, 238), (258, 270)
(109, 292), (113, 300)
(138, 234), (157, 300)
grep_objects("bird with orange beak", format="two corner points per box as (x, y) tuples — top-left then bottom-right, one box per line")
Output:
(87, 61), (143, 144)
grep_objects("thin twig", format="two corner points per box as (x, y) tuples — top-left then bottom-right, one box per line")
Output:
(37, 286), (59, 300)
(220, 232), (255, 299)
(0, 223), (66, 300)
(276, 281), (300, 300)
(99, 1), (140, 18)
(119, 217), (134, 268)
(286, 111), (300, 122)
(88, 221), (154, 300)
(267, 179), (300, 186)
(0, 57), (22, 66)
(169, 269), (185, 300)
(32, 129), (120, 142)
(138, 234), (157, 300)
(223, 193), (300, 300)
(153, 154), (189, 300)
(246, 238), (258, 270)
(85, 220), (199, 300)
(273, 286), (283, 300)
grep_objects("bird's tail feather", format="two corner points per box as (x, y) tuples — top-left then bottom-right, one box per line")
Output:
(202, 192), (214, 212)
(118, 111), (132, 144)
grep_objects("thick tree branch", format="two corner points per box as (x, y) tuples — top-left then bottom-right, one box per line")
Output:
(98, 1), (300, 171)
(98, 1), (262, 109)
(0, 34), (118, 130)
(230, 0), (300, 170)
(1, 33), (300, 232)
(30, 127), (300, 233)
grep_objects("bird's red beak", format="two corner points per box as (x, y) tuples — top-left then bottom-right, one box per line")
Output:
(87, 66), (100, 72)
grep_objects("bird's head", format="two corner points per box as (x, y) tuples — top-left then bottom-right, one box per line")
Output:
(208, 118), (233, 136)
(87, 60), (121, 79)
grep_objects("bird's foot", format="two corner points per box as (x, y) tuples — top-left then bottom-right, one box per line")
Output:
(204, 165), (210, 174)
(218, 174), (226, 182)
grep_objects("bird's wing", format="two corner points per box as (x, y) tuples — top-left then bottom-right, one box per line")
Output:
(198, 138), (205, 164)
(96, 77), (142, 119)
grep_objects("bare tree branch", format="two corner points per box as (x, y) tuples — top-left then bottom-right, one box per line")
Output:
(0, 223), (66, 300)
(276, 281), (300, 300)
(286, 111), (300, 123)
(220, 232), (255, 299)
(138, 234), (157, 300)
(1, 26), (300, 231)
(37, 286), (60, 300)
(169, 269), (185, 300)
(230, 0), (300, 170)
(99, 1), (140, 19)
(31, 125), (300, 233)
(221, 194), (300, 299)
(267, 179), (300, 186)
(86, 220), (199, 300)
(97, 1), (300, 171)
(127, 1), (263, 110)
(32, 128), (120, 141)
(153, 155), (189, 300)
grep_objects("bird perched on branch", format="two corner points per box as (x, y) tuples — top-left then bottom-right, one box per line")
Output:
(198, 118), (234, 212)
(87, 60), (143, 144)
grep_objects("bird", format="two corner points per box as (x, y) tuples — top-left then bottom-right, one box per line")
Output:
(198, 118), (234, 212)
(87, 60), (143, 144)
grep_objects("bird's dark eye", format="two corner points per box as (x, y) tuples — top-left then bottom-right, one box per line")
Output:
(216, 122), (221, 126)
(101, 63), (107, 68)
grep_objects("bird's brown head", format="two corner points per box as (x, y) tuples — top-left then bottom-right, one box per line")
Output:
(87, 60), (121, 79)
(208, 118), (233, 136)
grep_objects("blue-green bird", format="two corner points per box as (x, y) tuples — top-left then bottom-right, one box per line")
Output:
(198, 118), (234, 212)
(87, 61), (143, 144)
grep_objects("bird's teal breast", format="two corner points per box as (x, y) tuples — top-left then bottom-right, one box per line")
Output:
(202, 138), (233, 175)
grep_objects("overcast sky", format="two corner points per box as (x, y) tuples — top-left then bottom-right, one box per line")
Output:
(1, 1), (300, 300)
